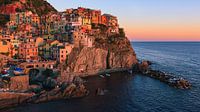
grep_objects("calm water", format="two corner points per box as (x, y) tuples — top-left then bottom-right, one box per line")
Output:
(3, 42), (200, 112)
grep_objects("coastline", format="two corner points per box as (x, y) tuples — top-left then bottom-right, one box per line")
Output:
(0, 64), (192, 110)
(74, 68), (132, 77)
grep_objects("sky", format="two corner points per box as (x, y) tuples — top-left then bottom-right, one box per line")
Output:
(47, 0), (200, 41)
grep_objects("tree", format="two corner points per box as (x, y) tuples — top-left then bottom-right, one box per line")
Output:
(65, 55), (69, 66)
(119, 28), (125, 37)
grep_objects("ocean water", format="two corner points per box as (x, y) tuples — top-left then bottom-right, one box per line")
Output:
(3, 42), (200, 112)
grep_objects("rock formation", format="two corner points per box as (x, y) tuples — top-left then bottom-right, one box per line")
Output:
(0, 69), (89, 110)
(68, 35), (138, 75)
(133, 61), (192, 89)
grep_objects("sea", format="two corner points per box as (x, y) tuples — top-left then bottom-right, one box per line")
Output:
(3, 42), (200, 112)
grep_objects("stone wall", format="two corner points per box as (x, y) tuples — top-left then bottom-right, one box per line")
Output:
(9, 75), (29, 91)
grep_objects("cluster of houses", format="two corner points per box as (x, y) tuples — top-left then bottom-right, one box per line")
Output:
(0, 7), (120, 70)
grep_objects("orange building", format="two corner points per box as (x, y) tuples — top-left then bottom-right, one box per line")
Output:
(51, 43), (74, 63)
(91, 10), (101, 24)
(59, 44), (74, 63)
(31, 14), (40, 25)
(19, 38), (39, 61)
(101, 15), (108, 26)
(0, 40), (11, 56)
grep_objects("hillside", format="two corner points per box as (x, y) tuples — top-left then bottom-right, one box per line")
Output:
(0, 0), (57, 16)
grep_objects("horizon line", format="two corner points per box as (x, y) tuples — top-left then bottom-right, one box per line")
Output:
(131, 40), (200, 42)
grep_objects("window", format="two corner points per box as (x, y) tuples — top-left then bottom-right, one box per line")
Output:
(2, 41), (7, 45)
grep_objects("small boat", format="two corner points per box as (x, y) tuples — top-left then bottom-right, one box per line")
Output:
(128, 70), (133, 74)
(14, 68), (24, 75)
(1, 70), (8, 75)
(99, 75), (105, 78)
(105, 73), (111, 77)
(1, 74), (9, 77)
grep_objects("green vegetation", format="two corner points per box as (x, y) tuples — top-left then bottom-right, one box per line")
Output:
(119, 28), (125, 37)
(0, 14), (9, 27)
(42, 69), (59, 79)
(26, 0), (57, 16)
(0, 0), (19, 6)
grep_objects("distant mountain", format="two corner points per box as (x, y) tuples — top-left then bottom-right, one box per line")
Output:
(0, 0), (57, 16)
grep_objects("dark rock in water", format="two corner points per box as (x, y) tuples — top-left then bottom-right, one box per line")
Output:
(132, 60), (151, 73)
(144, 69), (191, 89)
(132, 60), (191, 89)
(146, 60), (152, 65)
(139, 61), (150, 73)
(132, 63), (140, 73)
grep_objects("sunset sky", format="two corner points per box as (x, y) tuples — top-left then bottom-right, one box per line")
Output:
(47, 0), (200, 41)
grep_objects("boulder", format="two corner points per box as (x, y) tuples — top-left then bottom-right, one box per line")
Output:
(139, 61), (150, 72)
(176, 79), (191, 89)
(132, 63), (140, 73)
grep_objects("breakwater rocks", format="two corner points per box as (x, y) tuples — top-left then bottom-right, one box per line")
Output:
(132, 61), (191, 89)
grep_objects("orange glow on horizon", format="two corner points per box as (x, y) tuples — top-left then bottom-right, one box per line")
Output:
(124, 22), (200, 41)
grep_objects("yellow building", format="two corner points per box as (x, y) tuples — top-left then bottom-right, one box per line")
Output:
(82, 16), (91, 25)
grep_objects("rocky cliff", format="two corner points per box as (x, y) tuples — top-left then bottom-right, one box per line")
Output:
(68, 35), (138, 75)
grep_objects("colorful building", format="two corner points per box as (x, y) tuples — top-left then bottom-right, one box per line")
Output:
(73, 30), (93, 48)
(39, 40), (59, 59)
(91, 10), (101, 24)
(0, 40), (11, 56)
(18, 38), (39, 61)
(51, 43), (74, 63)
(31, 14), (40, 26)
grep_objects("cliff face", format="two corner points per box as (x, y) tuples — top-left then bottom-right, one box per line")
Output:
(68, 35), (137, 75)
